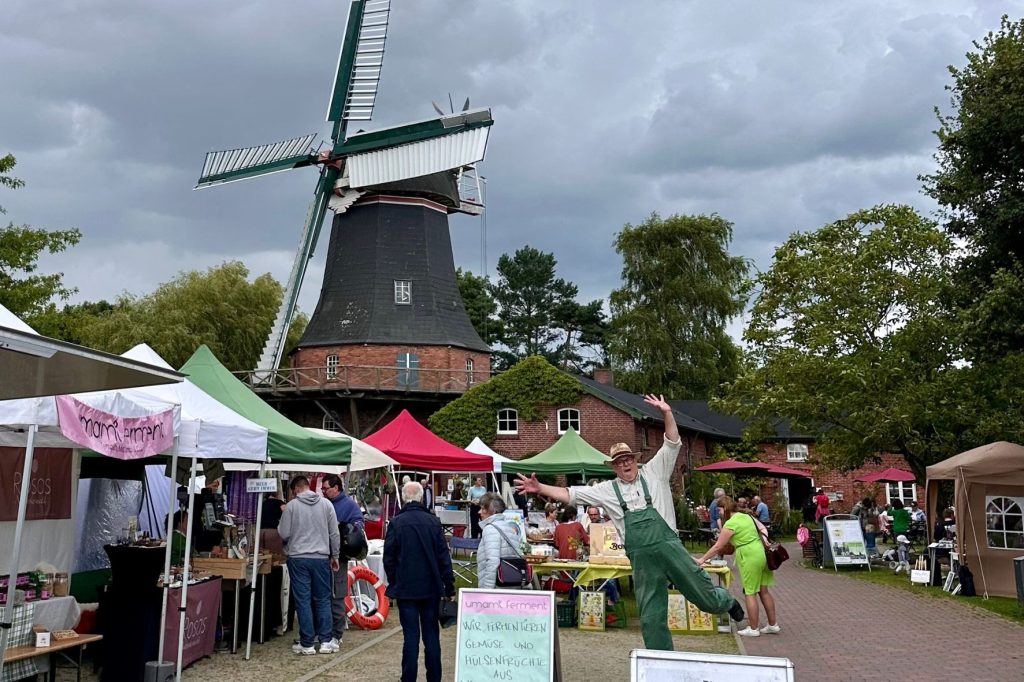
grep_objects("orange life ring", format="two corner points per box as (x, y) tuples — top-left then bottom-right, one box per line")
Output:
(345, 565), (389, 630)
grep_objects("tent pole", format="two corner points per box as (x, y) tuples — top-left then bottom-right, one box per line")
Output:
(175, 458), (199, 682)
(245, 464), (266, 660)
(157, 442), (180, 662)
(0, 424), (38, 680)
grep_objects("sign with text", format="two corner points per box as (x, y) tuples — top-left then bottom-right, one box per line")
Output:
(455, 589), (555, 682)
(823, 515), (869, 567)
(0, 447), (73, 521)
(163, 577), (221, 668)
(55, 394), (175, 459)
(245, 477), (277, 494)
(631, 650), (795, 682)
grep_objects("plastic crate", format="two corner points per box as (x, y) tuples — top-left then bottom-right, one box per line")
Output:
(605, 598), (627, 629)
(556, 599), (577, 627)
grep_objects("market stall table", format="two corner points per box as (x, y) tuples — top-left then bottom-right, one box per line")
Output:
(0, 597), (82, 682)
(3, 633), (102, 682)
(191, 555), (270, 654)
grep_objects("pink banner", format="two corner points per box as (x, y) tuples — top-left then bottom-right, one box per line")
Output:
(461, 592), (552, 617)
(163, 577), (221, 668)
(55, 394), (174, 459)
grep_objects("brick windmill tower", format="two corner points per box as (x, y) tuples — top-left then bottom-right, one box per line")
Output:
(195, 0), (493, 435)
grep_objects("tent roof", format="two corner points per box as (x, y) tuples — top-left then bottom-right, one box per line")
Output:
(363, 409), (492, 471)
(466, 436), (514, 472)
(926, 441), (1024, 485)
(501, 428), (612, 478)
(179, 345), (349, 465)
(225, 428), (397, 475)
(0, 303), (182, 400)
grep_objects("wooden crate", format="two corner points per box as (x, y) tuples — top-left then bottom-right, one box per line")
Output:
(192, 553), (270, 580)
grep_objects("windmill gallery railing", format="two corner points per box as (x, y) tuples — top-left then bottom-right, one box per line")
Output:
(233, 364), (484, 394)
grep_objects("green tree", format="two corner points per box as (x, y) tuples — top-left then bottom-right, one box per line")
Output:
(0, 154), (82, 317)
(456, 267), (503, 345)
(607, 212), (748, 398)
(78, 261), (307, 371)
(718, 204), (1024, 481)
(922, 16), (1024, 358)
(28, 300), (116, 344)
(490, 246), (605, 370)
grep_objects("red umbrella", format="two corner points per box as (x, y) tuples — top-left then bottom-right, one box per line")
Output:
(854, 467), (915, 483)
(763, 464), (811, 479)
(696, 459), (771, 474)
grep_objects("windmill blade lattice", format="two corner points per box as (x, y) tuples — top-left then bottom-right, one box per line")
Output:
(196, 133), (317, 188)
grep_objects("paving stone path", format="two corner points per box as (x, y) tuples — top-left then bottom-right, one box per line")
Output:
(733, 544), (1024, 681)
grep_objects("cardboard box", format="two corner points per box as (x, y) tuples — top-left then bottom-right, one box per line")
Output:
(35, 632), (50, 648)
(588, 524), (631, 566)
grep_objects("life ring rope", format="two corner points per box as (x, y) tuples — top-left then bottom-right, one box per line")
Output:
(345, 565), (389, 630)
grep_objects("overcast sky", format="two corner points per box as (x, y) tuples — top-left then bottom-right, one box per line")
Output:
(3, 0), (1021, 342)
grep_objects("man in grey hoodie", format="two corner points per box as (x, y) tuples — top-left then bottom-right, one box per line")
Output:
(279, 475), (341, 655)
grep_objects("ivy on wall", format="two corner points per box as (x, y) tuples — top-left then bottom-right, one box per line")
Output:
(429, 355), (584, 447)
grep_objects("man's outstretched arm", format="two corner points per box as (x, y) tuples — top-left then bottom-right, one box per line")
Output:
(514, 474), (570, 504)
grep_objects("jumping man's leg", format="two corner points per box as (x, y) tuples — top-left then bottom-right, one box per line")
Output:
(632, 551), (674, 651)
(661, 541), (736, 615)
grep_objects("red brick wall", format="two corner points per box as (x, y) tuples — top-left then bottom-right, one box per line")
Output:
(290, 344), (490, 392)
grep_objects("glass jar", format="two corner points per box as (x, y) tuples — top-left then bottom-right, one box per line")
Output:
(40, 574), (53, 600)
(52, 572), (69, 597)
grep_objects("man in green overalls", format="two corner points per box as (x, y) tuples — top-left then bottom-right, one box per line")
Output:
(515, 394), (744, 650)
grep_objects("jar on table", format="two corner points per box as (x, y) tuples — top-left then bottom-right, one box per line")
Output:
(40, 574), (53, 600)
(52, 572), (69, 598)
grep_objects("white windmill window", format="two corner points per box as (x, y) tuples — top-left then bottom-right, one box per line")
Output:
(326, 354), (340, 379)
(497, 408), (518, 435)
(786, 444), (808, 462)
(985, 496), (1024, 550)
(394, 280), (412, 305)
(466, 357), (475, 386)
(322, 415), (343, 432)
(557, 408), (580, 434)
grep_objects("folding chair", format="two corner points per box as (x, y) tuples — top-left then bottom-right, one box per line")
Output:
(452, 559), (477, 585)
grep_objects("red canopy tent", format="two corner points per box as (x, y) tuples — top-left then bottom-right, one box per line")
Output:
(855, 468), (915, 483)
(363, 409), (494, 471)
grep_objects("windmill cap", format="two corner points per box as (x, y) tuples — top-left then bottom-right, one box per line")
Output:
(607, 443), (635, 464)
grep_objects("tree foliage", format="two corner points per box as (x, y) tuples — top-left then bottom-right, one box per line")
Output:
(922, 15), (1024, 358)
(607, 212), (748, 399)
(429, 355), (584, 448)
(0, 154), (82, 318)
(456, 267), (503, 346)
(489, 246), (606, 371)
(78, 261), (307, 371)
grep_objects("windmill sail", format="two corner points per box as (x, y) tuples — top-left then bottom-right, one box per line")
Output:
(195, 134), (317, 188)
(328, 0), (391, 140)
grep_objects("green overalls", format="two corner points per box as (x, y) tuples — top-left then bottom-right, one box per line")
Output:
(613, 476), (735, 651)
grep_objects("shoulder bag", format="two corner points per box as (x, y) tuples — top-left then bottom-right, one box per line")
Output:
(493, 525), (532, 588)
(754, 517), (789, 570)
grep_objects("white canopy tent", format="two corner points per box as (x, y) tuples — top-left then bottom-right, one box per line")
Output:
(465, 437), (514, 473)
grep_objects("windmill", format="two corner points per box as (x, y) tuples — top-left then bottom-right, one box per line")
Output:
(195, 0), (493, 380)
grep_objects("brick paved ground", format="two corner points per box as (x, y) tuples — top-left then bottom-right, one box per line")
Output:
(733, 544), (1024, 681)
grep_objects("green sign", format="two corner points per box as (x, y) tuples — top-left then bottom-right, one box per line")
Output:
(455, 589), (555, 682)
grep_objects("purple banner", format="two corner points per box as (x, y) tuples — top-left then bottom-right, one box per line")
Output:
(163, 577), (221, 668)
(55, 394), (174, 459)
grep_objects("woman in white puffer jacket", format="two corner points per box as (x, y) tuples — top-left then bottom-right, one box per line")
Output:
(476, 492), (524, 589)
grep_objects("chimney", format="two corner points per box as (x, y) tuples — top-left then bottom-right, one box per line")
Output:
(593, 368), (615, 386)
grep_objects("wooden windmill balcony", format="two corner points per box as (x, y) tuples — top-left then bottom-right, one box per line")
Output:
(234, 364), (486, 395)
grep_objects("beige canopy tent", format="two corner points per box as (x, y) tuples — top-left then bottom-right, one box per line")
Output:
(926, 441), (1024, 598)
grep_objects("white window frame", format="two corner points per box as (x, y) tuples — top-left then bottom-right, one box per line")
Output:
(326, 354), (340, 380)
(985, 495), (1024, 550)
(557, 407), (580, 435)
(466, 357), (475, 386)
(497, 408), (518, 435)
(322, 415), (342, 432)
(394, 279), (412, 305)
(786, 443), (808, 462)
(396, 352), (419, 389)
(886, 482), (916, 505)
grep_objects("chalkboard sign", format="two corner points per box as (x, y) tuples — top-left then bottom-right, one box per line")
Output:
(630, 650), (795, 681)
(455, 588), (556, 682)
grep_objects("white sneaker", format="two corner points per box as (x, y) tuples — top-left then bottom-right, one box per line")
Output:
(292, 644), (316, 655)
(736, 626), (761, 637)
(318, 639), (340, 654)
(759, 624), (781, 634)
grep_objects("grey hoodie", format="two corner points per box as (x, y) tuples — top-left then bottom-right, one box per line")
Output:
(279, 490), (340, 560)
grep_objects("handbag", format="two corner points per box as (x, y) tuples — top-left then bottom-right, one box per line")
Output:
(439, 597), (458, 628)
(755, 518), (789, 570)
(494, 525), (533, 588)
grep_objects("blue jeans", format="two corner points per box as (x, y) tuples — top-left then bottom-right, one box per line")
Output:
(288, 557), (333, 647)
(397, 598), (441, 682)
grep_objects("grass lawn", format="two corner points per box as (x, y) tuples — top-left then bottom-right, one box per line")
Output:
(804, 558), (1024, 625)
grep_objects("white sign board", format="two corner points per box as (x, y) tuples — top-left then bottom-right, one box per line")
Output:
(246, 478), (277, 494)
(455, 588), (555, 682)
(823, 515), (869, 567)
(631, 650), (795, 682)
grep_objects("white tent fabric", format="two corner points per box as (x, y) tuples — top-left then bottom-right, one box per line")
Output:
(0, 304), (35, 333)
(466, 436), (514, 473)
(223, 427), (396, 474)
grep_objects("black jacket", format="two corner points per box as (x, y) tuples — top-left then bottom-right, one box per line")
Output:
(383, 501), (454, 600)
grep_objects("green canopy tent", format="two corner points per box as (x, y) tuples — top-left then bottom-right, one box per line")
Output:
(501, 428), (614, 479)
(180, 345), (350, 465)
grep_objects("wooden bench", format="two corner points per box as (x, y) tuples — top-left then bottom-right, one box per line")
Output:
(4, 633), (102, 682)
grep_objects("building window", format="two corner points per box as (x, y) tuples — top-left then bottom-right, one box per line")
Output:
(886, 482), (916, 505)
(985, 496), (1024, 550)
(322, 415), (342, 432)
(786, 444), (808, 462)
(326, 354), (340, 380)
(396, 352), (419, 389)
(557, 408), (580, 434)
(466, 357), (475, 386)
(394, 280), (412, 305)
(641, 427), (648, 449)
(497, 408), (518, 435)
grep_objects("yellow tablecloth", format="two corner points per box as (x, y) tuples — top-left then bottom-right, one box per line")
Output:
(571, 562), (731, 588)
